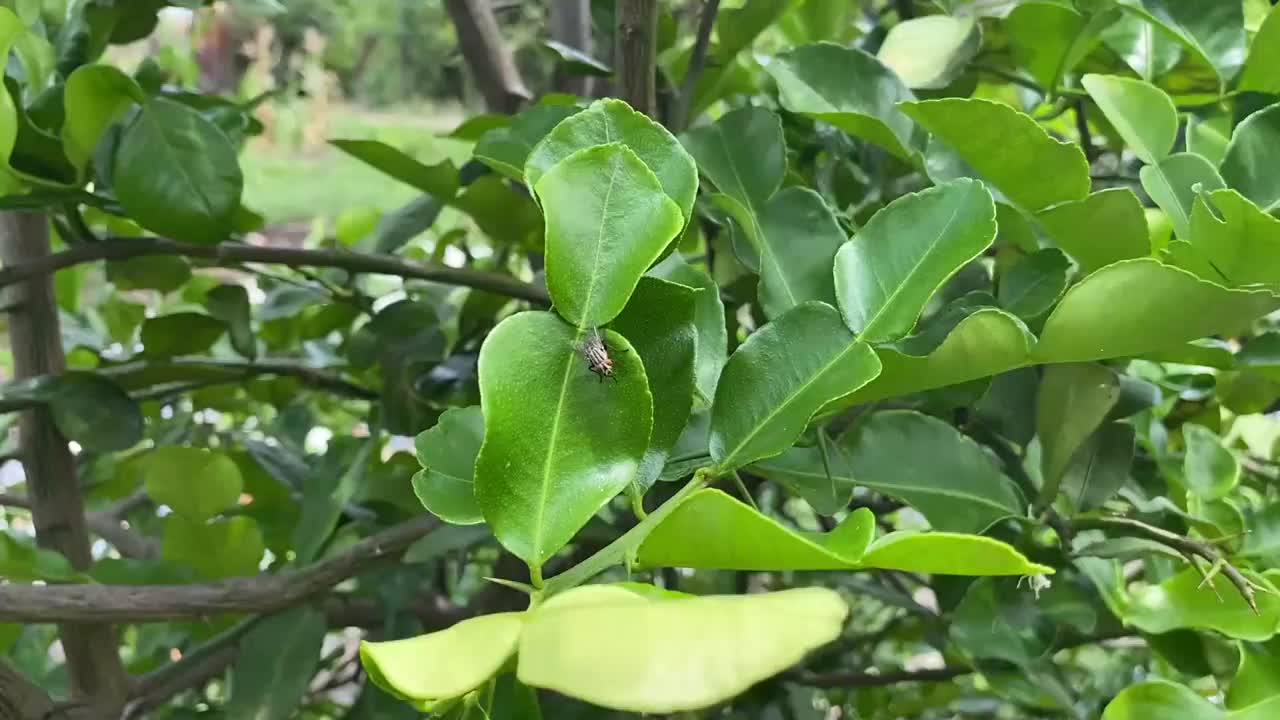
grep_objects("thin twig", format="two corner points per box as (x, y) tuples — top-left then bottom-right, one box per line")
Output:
(0, 236), (548, 304)
(671, 0), (720, 131)
(1071, 515), (1265, 613)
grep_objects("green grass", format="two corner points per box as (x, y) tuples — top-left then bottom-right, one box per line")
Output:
(241, 102), (472, 226)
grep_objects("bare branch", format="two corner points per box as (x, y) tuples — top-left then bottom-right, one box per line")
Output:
(671, 0), (720, 131)
(0, 236), (549, 304)
(1, 211), (130, 707)
(0, 491), (157, 560)
(615, 0), (659, 117)
(100, 358), (378, 401)
(0, 658), (57, 720)
(444, 0), (531, 113)
(0, 515), (440, 624)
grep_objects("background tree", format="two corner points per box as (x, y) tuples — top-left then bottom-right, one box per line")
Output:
(2, 1), (1280, 718)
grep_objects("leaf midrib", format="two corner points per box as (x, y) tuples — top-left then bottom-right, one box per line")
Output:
(530, 333), (582, 564)
(757, 466), (1020, 513)
(138, 101), (218, 221)
(859, 185), (971, 341)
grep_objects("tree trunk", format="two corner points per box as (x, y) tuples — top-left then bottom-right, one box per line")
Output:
(615, 0), (659, 117)
(549, 0), (595, 96)
(444, 0), (531, 113)
(0, 213), (130, 713)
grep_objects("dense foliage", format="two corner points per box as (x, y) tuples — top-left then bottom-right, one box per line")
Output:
(4, 0), (1280, 718)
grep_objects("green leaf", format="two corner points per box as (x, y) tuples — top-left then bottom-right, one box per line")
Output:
(161, 515), (264, 579)
(1221, 104), (1280, 213)
(999, 249), (1070, 320)
(1033, 259), (1279, 363)
(764, 42), (921, 160)
(900, 99), (1089, 212)
(61, 63), (143, 176)
(876, 16), (980, 90)
(106, 255), (191, 292)
(537, 143), (683, 328)
(1141, 152), (1227, 241)
(1123, 568), (1280, 641)
(113, 97), (243, 244)
(413, 406), (485, 525)
(831, 308), (1033, 407)
(710, 302), (881, 471)
(526, 99), (697, 223)
(1174, 189), (1280, 287)
(205, 284), (255, 360)
(951, 578), (1055, 665)
(140, 312), (226, 358)
(475, 311), (653, 569)
(293, 437), (375, 565)
(474, 105), (580, 181)
(517, 585), (847, 713)
(1188, 112), (1231, 167)
(835, 178), (996, 342)
(1239, 5), (1280, 93)
(1081, 74), (1177, 166)
(609, 278), (697, 493)
(1183, 423), (1239, 500)
(0, 533), (82, 582)
(1099, 13), (1183, 82)
(649, 254), (727, 400)
(1137, 0), (1247, 83)
(842, 410), (1024, 533)
(361, 613), (525, 708)
(39, 372), (142, 452)
(142, 446), (244, 522)
(1036, 363), (1121, 506)
(1036, 189), (1151, 274)
(1242, 503), (1280, 559)
(1061, 422), (1136, 511)
(1006, 2), (1115, 92)
(1102, 680), (1223, 720)
(858, 531), (1053, 576)
(542, 40), (611, 77)
(634, 488), (874, 570)
(330, 140), (459, 198)
(225, 607), (328, 720)
(1228, 638), (1280, 710)
(680, 106), (783, 213)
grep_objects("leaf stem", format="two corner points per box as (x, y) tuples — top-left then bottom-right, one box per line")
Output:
(542, 469), (709, 594)
(730, 470), (759, 511)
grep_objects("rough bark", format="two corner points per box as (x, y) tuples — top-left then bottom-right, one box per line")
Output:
(444, 0), (531, 113)
(615, 0), (659, 117)
(0, 213), (130, 712)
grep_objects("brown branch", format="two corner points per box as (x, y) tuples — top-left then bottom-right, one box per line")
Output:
(615, 0), (659, 117)
(0, 659), (57, 720)
(0, 236), (549, 304)
(671, 0), (720, 131)
(0, 491), (157, 559)
(101, 358), (378, 401)
(1071, 515), (1263, 613)
(0, 515), (440, 623)
(444, 0), (531, 113)
(1, 212), (130, 709)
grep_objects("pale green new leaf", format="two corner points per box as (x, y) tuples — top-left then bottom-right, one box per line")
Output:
(1183, 423), (1240, 501)
(858, 532), (1053, 576)
(537, 143), (683, 327)
(62, 64), (145, 176)
(1175, 189), (1280, 287)
(474, 311), (653, 568)
(142, 446), (243, 522)
(710, 302), (882, 471)
(835, 178), (996, 342)
(1141, 152), (1226, 241)
(361, 613), (525, 707)
(1123, 568), (1280, 641)
(1239, 5), (1280, 93)
(1036, 189), (1151, 274)
(518, 585), (847, 713)
(876, 16), (980, 90)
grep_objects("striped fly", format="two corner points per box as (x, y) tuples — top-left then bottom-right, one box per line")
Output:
(579, 327), (623, 382)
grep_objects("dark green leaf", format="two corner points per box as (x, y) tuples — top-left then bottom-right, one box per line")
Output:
(1221, 104), (1280, 213)
(649, 254), (726, 400)
(112, 97), (243, 244)
(998, 249), (1070, 320)
(1061, 422), (1135, 511)
(951, 578), (1055, 664)
(1037, 363), (1120, 505)
(205, 284), (255, 360)
(225, 608), (327, 720)
(474, 105), (580, 181)
(140, 312), (226, 358)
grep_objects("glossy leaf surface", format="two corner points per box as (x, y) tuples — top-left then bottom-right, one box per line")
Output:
(413, 406), (485, 525)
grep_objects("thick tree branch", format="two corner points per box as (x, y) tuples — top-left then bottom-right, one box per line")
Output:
(0, 515), (440, 623)
(0, 212), (130, 709)
(101, 358), (378, 401)
(0, 236), (549, 304)
(444, 0), (531, 113)
(615, 0), (659, 117)
(0, 659), (57, 720)
(671, 0), (720, 131)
